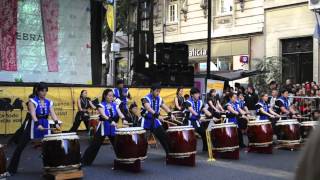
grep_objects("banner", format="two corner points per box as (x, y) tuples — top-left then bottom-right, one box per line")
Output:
(0, 0), (92, 84)
(0, 0), (18, 71)
(41, 0), (59, 72)
(0, 86), (185, 134)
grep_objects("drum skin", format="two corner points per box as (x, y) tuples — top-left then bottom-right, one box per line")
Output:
(247, 121), (273, 146)
(300, 121), (318, 139)
(42, 133), (81, 170)
(0, 145), (6, 175)
(211, 124), (239, 150)
(276, 120), (301, 142)
(114, 128), (148, 161)
(166, 126), (196, 156)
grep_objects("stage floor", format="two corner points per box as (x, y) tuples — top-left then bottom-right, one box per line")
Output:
(1, 132), (300, 180)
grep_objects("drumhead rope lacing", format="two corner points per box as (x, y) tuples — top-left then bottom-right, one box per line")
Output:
(212, 146), (239, 152)
(168, 151), (197, 157)
(249, 141), (273, 147)
(43, 164), (81, 172)
(115, 156), (148, 164)
(277, 139), (301, 145)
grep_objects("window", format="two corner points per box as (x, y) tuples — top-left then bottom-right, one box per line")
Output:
(168, 0), (178, 23)
(218, 0), (233, 15)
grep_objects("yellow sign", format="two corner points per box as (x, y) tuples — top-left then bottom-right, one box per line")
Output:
(0, 86), (184, 134)
(106, 4), (114, 31)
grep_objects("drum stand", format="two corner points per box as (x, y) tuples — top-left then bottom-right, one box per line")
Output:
(113, 159), (141, 173)
(275, 143), (301, 151)
(166, 154), (196, 166)
(248, 145), (273, 154)
(43, 169), (83, 180)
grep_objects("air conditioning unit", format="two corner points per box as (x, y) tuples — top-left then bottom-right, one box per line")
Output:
(309, 0), (320, 10)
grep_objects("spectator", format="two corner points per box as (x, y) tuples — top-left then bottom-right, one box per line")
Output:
(244, 86), (259, 115)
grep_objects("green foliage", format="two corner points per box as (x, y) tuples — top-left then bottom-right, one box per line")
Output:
(250, 56), (284, 92)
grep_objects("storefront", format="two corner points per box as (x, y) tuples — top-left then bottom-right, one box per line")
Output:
(188, 38), (251, 84)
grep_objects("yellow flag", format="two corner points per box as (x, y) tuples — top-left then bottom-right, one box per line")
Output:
(106, 4), (114, 32)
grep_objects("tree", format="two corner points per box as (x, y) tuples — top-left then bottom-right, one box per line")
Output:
(101, 0), (133, 85)
(250, 56), (285, 93)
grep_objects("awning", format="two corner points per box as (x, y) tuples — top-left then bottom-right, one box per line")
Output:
(196, 69), (266, 81)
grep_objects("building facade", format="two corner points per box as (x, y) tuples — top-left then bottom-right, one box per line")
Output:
(265, 0), (318, 83)
(152, 0), (319, 84)
(153, 0), (265, 81)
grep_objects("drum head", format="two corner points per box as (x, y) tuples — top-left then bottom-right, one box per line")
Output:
(167, 126), (194, 132)
(43, 133), (79, 141)
(248, 120), (271, 126)
(90, 115), (100, 119)
(117, 127), (144, 132)
(116, 127), (146, 135)
(301, 121), (319, 126)
(212, 123), (237, 129)
(276, 119), (299, 126)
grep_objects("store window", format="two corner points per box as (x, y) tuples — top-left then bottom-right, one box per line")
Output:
(218, 0), (233, 15)
(168, 0), (178, 23)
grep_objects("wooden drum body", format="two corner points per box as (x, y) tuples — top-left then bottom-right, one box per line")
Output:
(42, 133), (81, 173)
(247, 120), (273, 154)
(114, 127), (148, 164)
(276, 120), (301, 148)
(89, 115), (99, 131)
(166, 126), (197, 166)
(0, 145), (7, 178)
(210, 123), (239, 159)
(300, 121), (319, 140)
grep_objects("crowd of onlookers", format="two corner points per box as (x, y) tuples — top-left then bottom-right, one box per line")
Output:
(206, 79), (320, 118)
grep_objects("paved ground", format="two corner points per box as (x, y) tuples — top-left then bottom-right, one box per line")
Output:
(1, 133), (301, 180)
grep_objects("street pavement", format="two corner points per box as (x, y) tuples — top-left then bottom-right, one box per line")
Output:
(1, 133), (301, 180)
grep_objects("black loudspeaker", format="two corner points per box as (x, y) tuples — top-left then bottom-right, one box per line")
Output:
(154, 64), (194, 86)
(134, 31), (154, 60)
(156, 43), (174, 65)
(174, 43), (189, 65)
(156, 43), (189, 65)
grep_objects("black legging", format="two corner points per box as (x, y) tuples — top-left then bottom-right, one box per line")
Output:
(186, 120), (208, 151)
(7, 120), (32, 174)
(69, 111), (90, 132)
(7, 113), (31, 145)
(81, 127), (115, 166)
(151, 126), (170, 154)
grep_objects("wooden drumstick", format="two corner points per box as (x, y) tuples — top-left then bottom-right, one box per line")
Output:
(162, 116), (183, 125)
(159, 119), (178, 126)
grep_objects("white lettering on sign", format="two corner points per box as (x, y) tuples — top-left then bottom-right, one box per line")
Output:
(189, 48), (207, 57)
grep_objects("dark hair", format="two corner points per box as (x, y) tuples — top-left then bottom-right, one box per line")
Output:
(260, 92), (268, 98)
(228, 92), (236, 99)
(269, 81), (276, 85)
(207, 89), (216, 98)
(102, 89), (113, 102)
(117, 79), (124, 85)
(36, 82), (48, 94)
(184, 94), (190, 99)
(151, 83), (161, 91)
(190, 87), (200, 95)
(237, 92), (244, 97)
(280, 89), (288, 94)
(129, 102), (138, 110)
(28, 83), (39, 98)
(176, 87), (183, 96)
(80, 90), (87, 98)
